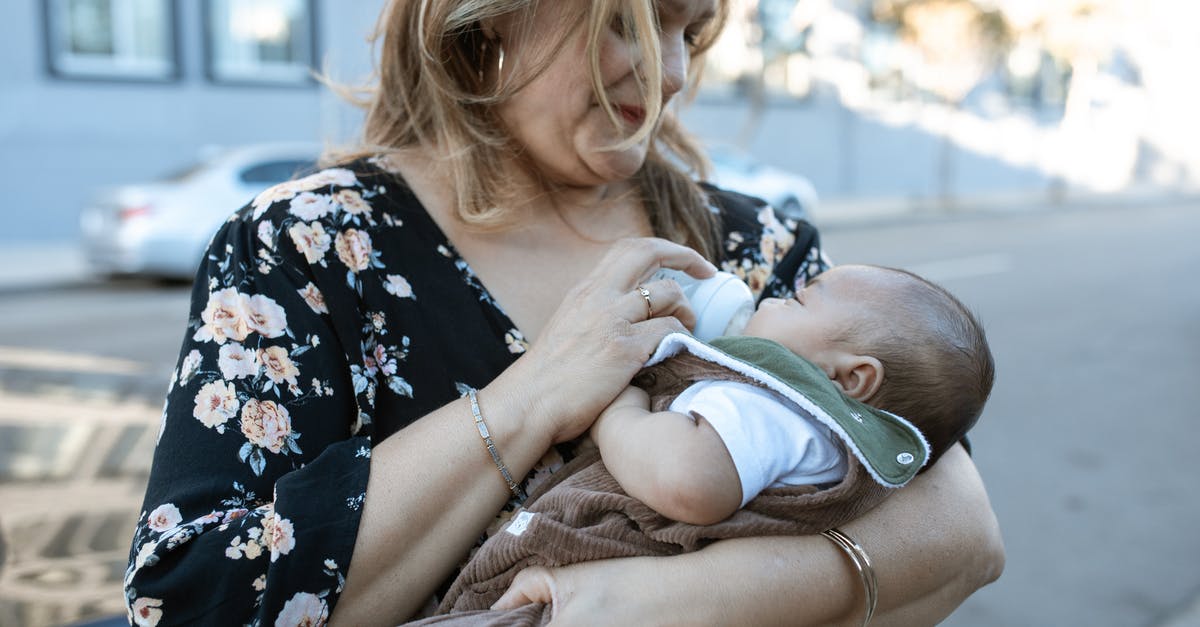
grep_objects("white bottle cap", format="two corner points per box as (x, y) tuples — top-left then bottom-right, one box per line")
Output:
(687, 272), (755, 341)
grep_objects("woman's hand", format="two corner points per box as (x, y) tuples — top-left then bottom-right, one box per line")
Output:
(334, 239), (714, 624)
(499, 237), (716, 445)
(492, 561), (634, 626)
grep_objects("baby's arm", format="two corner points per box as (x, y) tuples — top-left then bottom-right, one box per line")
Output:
(590, 386), (743, 525)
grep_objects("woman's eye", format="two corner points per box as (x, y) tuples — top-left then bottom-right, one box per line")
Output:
(610, 13), (630, 38)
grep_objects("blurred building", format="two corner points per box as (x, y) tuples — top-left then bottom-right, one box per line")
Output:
(1, 0), (386, 243)
(2, 0), (1195, 245)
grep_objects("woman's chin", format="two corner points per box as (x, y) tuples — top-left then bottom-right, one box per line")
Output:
(584, 148), (648, 183)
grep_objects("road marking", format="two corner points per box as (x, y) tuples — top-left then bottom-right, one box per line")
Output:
(905, 253), (1012, 282)
(0, 346), (147, 375)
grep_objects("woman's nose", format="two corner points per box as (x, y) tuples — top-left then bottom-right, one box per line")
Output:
(660, 36), (688, 99)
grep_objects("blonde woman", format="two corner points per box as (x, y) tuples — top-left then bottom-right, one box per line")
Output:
(125, 0), (1003, 625)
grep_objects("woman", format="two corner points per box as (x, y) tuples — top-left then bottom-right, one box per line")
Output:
(124, 0), (1004, 625)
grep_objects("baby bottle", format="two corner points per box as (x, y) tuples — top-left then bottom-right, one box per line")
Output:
(652, 269), (755, 341)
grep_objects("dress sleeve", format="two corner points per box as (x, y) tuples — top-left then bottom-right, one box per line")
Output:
(703, 185), (831, 301)
(124, 186), (373, 626)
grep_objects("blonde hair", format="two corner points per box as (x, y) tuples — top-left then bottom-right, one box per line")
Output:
(329, 0), (729, 259)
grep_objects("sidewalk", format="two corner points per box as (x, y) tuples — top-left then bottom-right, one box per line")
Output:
(0, 241), (91, 294)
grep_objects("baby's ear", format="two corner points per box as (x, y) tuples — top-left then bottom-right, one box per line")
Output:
(830, 356), (883, 402)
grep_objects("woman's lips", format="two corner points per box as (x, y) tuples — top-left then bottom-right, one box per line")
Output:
(617, 105), (645, 125)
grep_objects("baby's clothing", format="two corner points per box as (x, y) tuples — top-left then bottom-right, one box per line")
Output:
(408, 333), (931, 625)
(670, 380), (848, 506)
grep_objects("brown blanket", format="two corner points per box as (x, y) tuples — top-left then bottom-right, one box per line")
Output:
(406, 352), (893, 626)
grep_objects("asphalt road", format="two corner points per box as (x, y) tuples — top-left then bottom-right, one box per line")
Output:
(1, 200), (1198, 626)
(819, 200), (1200, 627)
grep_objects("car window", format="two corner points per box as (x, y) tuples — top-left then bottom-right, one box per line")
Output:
(239, 160), (316, 185)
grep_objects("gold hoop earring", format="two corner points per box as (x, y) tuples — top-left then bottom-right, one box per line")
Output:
(478, 38), (504, 84)
(478, 38), (490, 83)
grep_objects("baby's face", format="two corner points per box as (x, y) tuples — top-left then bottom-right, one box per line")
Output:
(741, 265), (888, 366)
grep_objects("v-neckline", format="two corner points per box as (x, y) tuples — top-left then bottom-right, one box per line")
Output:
(367, 160), (529, 343)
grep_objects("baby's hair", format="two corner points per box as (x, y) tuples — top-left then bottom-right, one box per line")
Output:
(833, 266), (995, 464)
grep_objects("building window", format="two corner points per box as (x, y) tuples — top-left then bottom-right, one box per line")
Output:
(43, 0), (179, 81)
(204, 0), (318, 86)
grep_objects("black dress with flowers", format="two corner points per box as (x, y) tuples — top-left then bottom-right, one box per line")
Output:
(123, 157), (828, 626)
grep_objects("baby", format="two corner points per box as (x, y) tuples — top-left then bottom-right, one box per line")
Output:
(422, 263), (994, 621)
(594, 263), (995, 525)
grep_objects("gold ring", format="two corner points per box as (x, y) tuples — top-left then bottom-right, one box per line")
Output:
(636, 285), (653, 317)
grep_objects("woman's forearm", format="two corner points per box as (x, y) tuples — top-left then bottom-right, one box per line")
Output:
(331, 367), (557, 625)
(544, 443), (1003, 626)
(843, 443), (1005, 625)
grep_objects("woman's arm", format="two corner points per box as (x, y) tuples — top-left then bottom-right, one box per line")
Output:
(591, 386), (742, 525)
(496, 443), (1004, 626)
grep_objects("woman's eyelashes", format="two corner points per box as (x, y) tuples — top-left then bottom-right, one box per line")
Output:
(609, 13), (630, 39)
(608, 4), (705, 52)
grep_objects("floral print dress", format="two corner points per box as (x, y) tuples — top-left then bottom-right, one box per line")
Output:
(123, 157), (829, 626)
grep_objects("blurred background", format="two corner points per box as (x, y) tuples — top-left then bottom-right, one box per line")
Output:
(1, 0), (1197, 625)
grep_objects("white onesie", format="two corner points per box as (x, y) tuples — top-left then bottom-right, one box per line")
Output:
(669, 379), (848, 507)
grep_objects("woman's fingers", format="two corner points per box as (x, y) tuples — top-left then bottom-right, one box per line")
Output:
(628, 316), (689, 356)
(603, 237), (717, 289)
(626, 279), (696, 330)
(492, 567), (556, 610)
(513, 238), (712, 443)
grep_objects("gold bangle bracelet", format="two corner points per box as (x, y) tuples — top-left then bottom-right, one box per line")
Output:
(822, 527), (877, 627)
(467, 389), (526, 501)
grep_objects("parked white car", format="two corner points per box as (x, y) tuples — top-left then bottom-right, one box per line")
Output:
(80, 142), (814, 280)
(706, 145), (818, 221)
(80, 143), (319, 279)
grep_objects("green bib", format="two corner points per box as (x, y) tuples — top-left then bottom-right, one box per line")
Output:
(700, 335), (930, 486)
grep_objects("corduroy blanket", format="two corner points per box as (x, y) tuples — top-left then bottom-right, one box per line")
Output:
(405, 344), (898, 626)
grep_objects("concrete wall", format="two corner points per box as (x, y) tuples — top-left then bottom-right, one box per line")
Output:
(681, 96), (1054, 206)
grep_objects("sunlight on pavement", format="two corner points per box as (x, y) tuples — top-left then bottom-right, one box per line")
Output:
(0, 347), (147, 376)
(0, 385), (160, 626)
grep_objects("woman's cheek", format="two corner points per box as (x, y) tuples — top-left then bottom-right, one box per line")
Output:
(597, 34), (639, 87)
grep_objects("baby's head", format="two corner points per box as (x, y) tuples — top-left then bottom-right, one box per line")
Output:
(742, 264), (994, 463)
